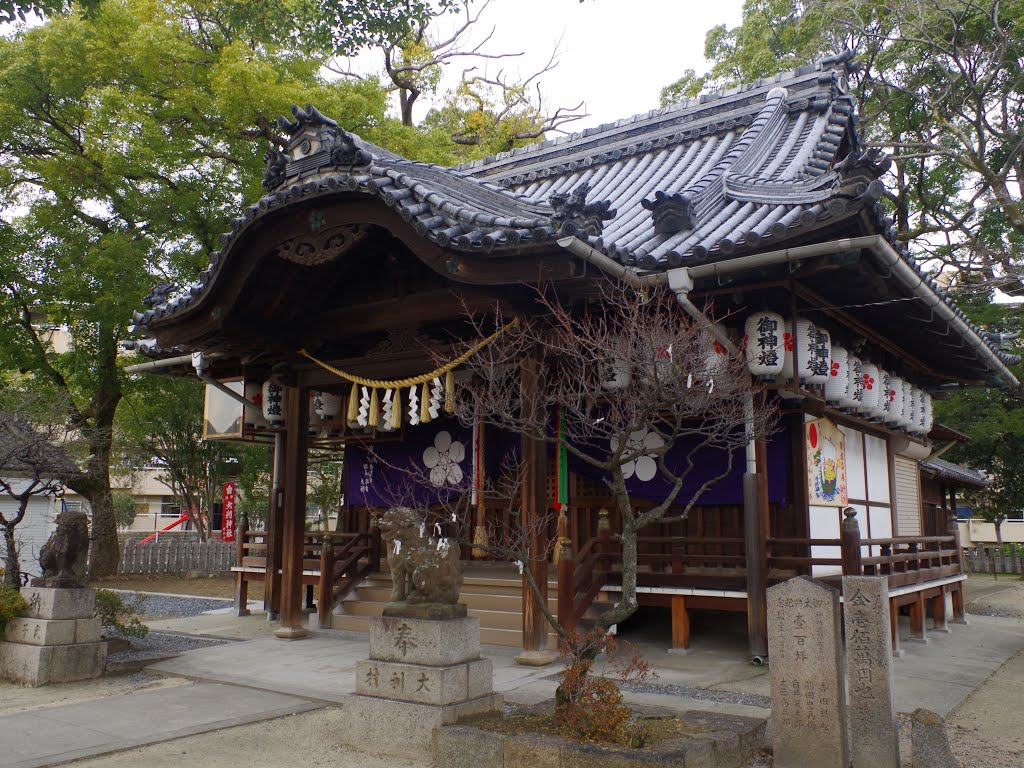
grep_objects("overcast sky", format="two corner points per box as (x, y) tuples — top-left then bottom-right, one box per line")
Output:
(354, 0), (747, 130)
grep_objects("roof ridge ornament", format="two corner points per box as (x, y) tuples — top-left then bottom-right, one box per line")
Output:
(641, 191), (696, 235)
(277, 104), (338, 134)
(549, 182), (616, 237)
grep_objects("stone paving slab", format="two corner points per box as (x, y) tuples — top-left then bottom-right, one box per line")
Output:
(0, 682), (319, 768)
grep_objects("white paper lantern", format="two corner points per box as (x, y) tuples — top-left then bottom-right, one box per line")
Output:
(870, 368), (890, 421)
(244, 381), (268, 428)
(905, 388), (920, 434)
(853, 361), (879, 414)
(879, 371), (896, 424)
(884, 376), (904, 426)
(261, 381), (285, 425)
(900, 380), (915, 429)
(313, 390), (342, 419)
(824, 345), (850, 404)
(779, 321), (795, 381)
(744, 311), (785, 378)
(795, 318), (831, 384)
(702, 325), (730, 379)
(921, 391), (934, 433)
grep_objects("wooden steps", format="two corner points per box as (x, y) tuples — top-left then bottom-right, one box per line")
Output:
(328, 571), (561, 648)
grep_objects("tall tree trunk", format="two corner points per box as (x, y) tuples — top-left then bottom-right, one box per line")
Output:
(3, 524), (21, 587)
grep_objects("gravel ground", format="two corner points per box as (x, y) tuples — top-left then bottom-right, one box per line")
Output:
(620, 680), (771, 709)
(107, 631), (229, 663)
(113, 591), (233, 619)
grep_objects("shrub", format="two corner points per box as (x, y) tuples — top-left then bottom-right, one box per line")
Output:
(0, 582), (28, 639)
(554, 627), (655, 747)
(94, 589), (149, 639)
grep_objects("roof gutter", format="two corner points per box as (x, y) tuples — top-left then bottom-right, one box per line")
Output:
(557, 234), (1018, 387)
(123, 354), (194, 374)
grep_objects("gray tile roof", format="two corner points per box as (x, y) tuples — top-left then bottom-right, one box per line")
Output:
(129, 54), (1019, 376)
(921, 457), (989, 488)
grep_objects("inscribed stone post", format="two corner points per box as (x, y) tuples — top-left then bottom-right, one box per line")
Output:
(767, 576), (849, 768)
(842, 576), (899, 768)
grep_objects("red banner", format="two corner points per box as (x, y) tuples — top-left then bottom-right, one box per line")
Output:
(221, 481), (237, 542)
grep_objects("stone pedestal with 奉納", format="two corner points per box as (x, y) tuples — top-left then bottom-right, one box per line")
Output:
(0, 587), (106, 687)
(341, 615), (502, 758)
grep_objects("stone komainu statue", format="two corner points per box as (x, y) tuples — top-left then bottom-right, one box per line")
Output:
(377, 506), (463, 606)
(34, 508), (90, 588)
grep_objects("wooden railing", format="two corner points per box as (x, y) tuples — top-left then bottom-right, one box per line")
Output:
(767, 509), (964, 588)
(316, 528), (382, 628)
(557, 511), (614, 634)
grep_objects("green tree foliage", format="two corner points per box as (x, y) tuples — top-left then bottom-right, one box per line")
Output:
(935, 296), (1024, 523)
(675, 0), (1024, 290)
(0, 0), (395, 574)
(119, 376), (244, 541)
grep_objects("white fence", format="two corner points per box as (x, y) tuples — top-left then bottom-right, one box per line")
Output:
(116, 538), (236, 575)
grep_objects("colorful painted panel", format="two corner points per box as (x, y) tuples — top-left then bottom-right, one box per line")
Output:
(807, 418), (848, 507)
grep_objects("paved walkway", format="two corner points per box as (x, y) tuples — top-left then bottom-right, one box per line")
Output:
(0, 683), (318, 768)
(3, 576), (1022, 767)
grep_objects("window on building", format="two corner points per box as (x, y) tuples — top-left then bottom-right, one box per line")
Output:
(160, 497), (181, 518)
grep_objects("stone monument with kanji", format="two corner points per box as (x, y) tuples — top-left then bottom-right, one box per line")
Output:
(340, 506), (501, 757)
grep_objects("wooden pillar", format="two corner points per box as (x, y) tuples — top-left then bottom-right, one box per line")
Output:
(234, 511), (250, 617)
(841, 507), (863, 576)
(908, 591), (928, 644)
(951, 582), (967, 624)
(670, 595), (691, 654)
(745, 434), (770, 663)
(932, 590), (950, 633)
(889, 598), (905, 658)
(264, 437), (284, 619)
(518, 355), (551, 658)
(275, 386), (310, 639)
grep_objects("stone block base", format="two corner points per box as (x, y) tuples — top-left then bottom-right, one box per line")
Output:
(0, 640), (106, 686)
(3, 617), (101, 647)
(356, 658), (492, 705)
(369, 615), (480, 666)
(20, 587), (96, 620)
(341, 692), (503, 758)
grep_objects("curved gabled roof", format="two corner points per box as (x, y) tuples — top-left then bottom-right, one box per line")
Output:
(129, 55), (1018, 383)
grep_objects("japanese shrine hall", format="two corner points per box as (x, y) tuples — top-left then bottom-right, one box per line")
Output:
(130, 53), (1018, 660)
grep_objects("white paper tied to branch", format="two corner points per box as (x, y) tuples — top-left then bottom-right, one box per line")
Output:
(434, 522), (442, 536)
(707, 378), (715, 394)
(357, 386), (371, 427)
(393, 539), (402, 555)
(408, 385), (420, 425)
(419, 523), (425, 539)
(515, 559), (524, 575)
(687, 374), (693, 389)
(451, 512), (457, 522)
(436, 537), (450, 554)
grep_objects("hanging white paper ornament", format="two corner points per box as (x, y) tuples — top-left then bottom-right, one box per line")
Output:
(921, 391), (934, 433)
(744, 311), (785, 378)
(824, 345), (850, 404)
(428, 377), (444, 420)
(906, 388), (920, 434)
(407, 385), (420, 426)
(261, 381), (285, 425)
(357, 386), (371, 427)
(380, 389), (395, 432)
